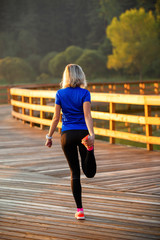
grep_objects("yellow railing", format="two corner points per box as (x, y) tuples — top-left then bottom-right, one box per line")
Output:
(10, 87), (160, 151)
(1, 80), (160, 104)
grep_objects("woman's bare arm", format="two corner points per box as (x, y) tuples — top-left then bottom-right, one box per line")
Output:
(45, 104), (61, 147)
(83, 101), (95, 146)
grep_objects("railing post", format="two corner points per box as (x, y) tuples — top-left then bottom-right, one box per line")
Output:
(154, 83), (159, 95)
(21, 96), (25, 124)
(92, 85), (96, 92)
(124, 83), (130, 94)
(7, 87), (11, 103)
(29, 97), (34, 127)
(109, 84), (112, 93)
(40, 97), (45, 130)
(144, 104), (153, 151)
(13, 95), (19, 117)
(155, 114), (159, 130)
(109, 102), (115, 144)
(124, 83), (131, 111)
(139, 83), (145, 95)
(113, 84), (116, 93)
(100, 85), (104, 92)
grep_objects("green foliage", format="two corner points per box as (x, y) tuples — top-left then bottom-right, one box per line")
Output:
(17, 30), (38, 58)
(137, 0), (157, 12)
(0, 32), (18, 58)
(64, 46), (83, 63)
(99, 0), (137, 24)
(49, 52), (67, 78)
(0, 57), (35, 84)
(155, 0), (160, 16)
(76, 49), (107, 78)
(85, 0), (105, 48)
(27, 54), (41, 74)
(36, 73), (50, 83)
(99, 0), (123, 23)
(98, 38), (112, 55)
(0, 0), (159, 83)
(107, 8), (160, 79)
(40, 51), (58, 74)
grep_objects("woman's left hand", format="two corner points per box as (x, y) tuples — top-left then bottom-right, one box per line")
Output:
(45, 139), (52, 148)
(87, 135), (95, 147)
(82, 135), (95, 148)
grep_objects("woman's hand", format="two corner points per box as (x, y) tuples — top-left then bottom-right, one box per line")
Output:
(45, 139), (52, 148)
(82, 135), (95, 148)
(87, 135), (95, 147)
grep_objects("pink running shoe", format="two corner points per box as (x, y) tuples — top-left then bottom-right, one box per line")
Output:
(75, 211), (85, 220)
(81, 135), (94, 151)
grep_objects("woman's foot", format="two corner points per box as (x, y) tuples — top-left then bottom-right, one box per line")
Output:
(75, 211), (85, 220)
(81, 135), (94, 151)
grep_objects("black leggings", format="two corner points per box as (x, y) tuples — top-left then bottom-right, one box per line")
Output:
(61, 130), (96, 208)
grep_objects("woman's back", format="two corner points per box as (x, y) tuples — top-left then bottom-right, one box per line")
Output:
(56, 87), (90, 131)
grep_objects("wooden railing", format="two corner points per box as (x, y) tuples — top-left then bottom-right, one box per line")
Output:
(0, 83), (59, 104)
(10, 87), (160, 151)
(1, 80), (160, 104)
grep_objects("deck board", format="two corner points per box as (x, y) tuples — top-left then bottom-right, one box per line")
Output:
(0, 105), (160, 240)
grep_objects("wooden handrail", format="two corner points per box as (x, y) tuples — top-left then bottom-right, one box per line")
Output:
(1, 80), (160, 104)
(10, 87), (160, 151)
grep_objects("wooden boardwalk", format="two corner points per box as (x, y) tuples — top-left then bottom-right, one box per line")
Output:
(0, 105), (160, 240)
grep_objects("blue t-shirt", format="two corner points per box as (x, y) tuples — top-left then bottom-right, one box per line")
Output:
(55, 87), (91, 131)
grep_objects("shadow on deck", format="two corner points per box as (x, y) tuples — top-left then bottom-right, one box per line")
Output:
(0, 105), (160, 240)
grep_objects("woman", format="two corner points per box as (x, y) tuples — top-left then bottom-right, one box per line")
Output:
(45, 64), (96, 220)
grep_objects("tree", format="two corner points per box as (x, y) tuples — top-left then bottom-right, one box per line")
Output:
(107, 8), (160, 79)
(40, 51), (58, 74)
(64, 46), (83, 63)
(0, 32), (18, 58)
(76, 49), (107, 78)
(0, 57), (35, 84)
(99, 0), (137, 24)
(16, 30), (38, 58)
(48, 52), (67, 78)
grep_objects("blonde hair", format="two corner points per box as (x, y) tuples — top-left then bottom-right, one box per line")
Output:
(61, 64), (87, 88)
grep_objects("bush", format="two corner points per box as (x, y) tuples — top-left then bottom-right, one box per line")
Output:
(64, 45), (83, 63)
(40, 51), (57, 73)
(36, 73), (50, 83)
(0, 57), (36, 84)
(76, 49), (107, 78)
(0, 32), (18, 58)
(49, 52), (67, 78)
(27, 54), (41, 74)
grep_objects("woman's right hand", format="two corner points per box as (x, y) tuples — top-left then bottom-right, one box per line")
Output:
(45, 139), (52, 148)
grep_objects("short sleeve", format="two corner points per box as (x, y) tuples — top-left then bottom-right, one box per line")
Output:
(83, 90), (91, 103)
(55, 91), (61, 106)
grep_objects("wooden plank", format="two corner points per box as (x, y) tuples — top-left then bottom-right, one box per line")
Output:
(109, 102), (115, 144)
(94, 128), (160, 145)
(1, 105), (160, 240)
(91, 111), (160, 125)
(91, 93), (145, 104)
(10, 88), (56, 98)
(11, 99), (55, 113)
(11, 110), (62, 129)
(144, 105), (153, 151)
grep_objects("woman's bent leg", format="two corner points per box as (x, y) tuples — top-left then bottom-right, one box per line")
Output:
(79, 143), (96, 178)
